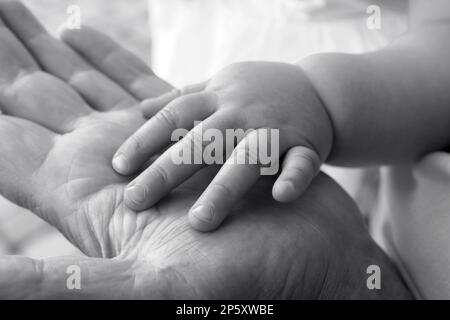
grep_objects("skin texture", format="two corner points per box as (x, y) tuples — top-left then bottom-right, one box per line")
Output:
(0, 1), (412, 299)
(113, 0), (450, 234)
(113, 62), (333, 232)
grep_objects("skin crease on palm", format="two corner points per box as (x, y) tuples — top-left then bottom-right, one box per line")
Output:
(0, 1), (412, 299)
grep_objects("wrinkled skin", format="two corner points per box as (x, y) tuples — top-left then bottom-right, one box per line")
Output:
(0, 1), (412, 299)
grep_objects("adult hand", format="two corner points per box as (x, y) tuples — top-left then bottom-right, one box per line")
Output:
(0, 1), (411, 299)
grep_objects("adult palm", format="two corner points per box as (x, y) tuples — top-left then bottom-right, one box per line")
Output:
(0, 2), (411, 299)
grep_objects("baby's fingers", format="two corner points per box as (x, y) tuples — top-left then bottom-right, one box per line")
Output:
(123, 114), (237, 211)
(189, 129), (273, 232)
(272, 146), (321, 203)
(112, 91), (215, 175)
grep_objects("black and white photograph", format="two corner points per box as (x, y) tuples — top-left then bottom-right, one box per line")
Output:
(0, 0), (449, 306)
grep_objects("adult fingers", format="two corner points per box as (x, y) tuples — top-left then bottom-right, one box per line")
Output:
(0, 115), (55, 208)
(61, 26), (173, 100)
(0, 14), (38, 87)
(0, 71), (93, 133)
(0, 1), (136, 111)
(113, 92), (216, 175)
(0, 16), (89, 133)
(0, 255), (167, 299)
(272, 146), (322, 203)
(189, 128), (280, 232)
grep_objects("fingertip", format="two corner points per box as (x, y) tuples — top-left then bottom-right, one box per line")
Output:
(272, 180), (298, 203)
(112, 153), (130, 175)
(189, 205), (217, 232)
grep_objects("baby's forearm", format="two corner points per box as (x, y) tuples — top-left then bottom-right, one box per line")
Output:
(298, 23), (450, 166)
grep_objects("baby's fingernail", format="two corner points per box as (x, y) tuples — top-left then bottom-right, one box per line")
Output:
(125, 184), (147, 206)
(274, 181), (298, 203)
(190, 205), (214, 224)
(113, 154), (129, 174)
(277, 181), (296, 195)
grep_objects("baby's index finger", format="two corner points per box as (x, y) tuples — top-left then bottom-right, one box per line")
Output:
(112, 92), (215, 175)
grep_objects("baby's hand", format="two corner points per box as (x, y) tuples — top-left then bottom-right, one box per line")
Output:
(112, 62), (333, 231)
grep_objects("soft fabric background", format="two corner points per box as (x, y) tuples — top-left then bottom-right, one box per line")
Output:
(0, 0), (150, 258)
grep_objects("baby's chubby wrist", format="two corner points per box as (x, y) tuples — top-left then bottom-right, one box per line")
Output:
(297, 52), (379, 165)
(289, 59), (335, 164)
